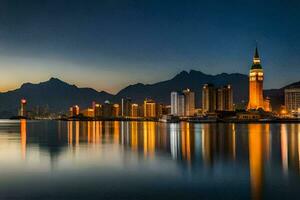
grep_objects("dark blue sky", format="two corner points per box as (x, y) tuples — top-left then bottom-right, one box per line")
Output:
(0, 0), (299, 93)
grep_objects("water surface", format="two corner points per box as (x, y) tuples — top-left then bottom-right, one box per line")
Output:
(0, 120), (299, 199)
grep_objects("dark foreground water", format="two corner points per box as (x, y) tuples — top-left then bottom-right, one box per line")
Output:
(0, 120), (300, 199)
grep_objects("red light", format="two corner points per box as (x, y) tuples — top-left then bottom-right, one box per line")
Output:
(21, 99), (26, 104)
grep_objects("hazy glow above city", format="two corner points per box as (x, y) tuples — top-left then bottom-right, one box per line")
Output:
(0, 0), (299, 93)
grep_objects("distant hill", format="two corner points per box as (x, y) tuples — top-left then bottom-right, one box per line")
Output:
(0, 78), (113, 118)
(0, 70), (297, 117)
(116, 70), (249, 106)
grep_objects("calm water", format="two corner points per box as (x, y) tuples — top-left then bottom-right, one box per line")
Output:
(0, 120), (300, 199)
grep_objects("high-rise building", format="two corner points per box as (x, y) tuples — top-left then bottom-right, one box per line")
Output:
(171, 91), (185, 116)
(102, 100), (113, 117)
(203, 84), (233, 113)
(247, 47), (265, 110)
(285, 88), (300, 114)
(19, 99), (27, 117)
(202, 84), (216, 113)
(121, 97), (132, 117)
(143, 99), (156, 117)
(69, 105), (80, 117)
(171, 92), (178, 115)
(112, 104), (120, 117)
(131, 103), (139, 117)
(94, 103), (102, 117)
(183, 88), (195, 116)
(216, 85), (233, 111)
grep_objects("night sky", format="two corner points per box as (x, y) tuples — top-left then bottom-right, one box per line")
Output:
(0, 0), (299, 93)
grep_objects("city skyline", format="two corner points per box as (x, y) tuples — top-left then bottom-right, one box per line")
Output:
(0, 0), (300, 93)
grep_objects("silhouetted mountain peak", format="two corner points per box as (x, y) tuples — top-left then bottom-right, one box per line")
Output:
(172, 70), (189, 80)
(20, 82), (33, 89)
(46, 77), (70, 85)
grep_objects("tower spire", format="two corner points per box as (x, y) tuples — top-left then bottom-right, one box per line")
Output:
(254, 46), (259, 59)
(251, 44), (262, 69)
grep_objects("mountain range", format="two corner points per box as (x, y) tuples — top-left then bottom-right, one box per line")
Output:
(0, 70), (297, 117)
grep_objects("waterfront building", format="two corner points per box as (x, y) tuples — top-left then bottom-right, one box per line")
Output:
(102, 100), (113, 117)
(69, 105), (80, 117)
(170, 91), (189, 116)
(202, 84), (234, 113)
(247, 47), (265, 110)
(263, 97), (272, 112)
(112, 104), (120, 117)
(237, 112), (260, 120)
(143, 99), (156, 117)
(19, 98), (27, 117)
(202, 84), (216, 113)
(131, 103), (139, 117)
(165, 105), (171, 115)
(94, 103), (102, 117)
(121, 97), (132, 117)
(183, 89), (195, 116)
(81, 108), (94, 117)
(285, 88), (300, 114)
(171, 91), (183, 116)
(216, 85), (233, 111)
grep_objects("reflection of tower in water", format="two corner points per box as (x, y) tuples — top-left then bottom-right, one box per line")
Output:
(248, 124), (271, 200)
(20, 119), (27, 159)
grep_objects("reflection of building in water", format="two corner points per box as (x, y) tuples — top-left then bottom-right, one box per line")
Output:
(170, 123), (179, 159)
(248, 124), (271, 200)
(130, 122), (138, 151)
(143, 122), (156, 156)
(201, 124), (236, 165)
(279, 124), (300, 175)
(20, 119), (27, 159)
(169, 122), (195, 163)
(68, 121), (73, 146)
(113, 121), (120, 145)
(180, 122), (194, 162)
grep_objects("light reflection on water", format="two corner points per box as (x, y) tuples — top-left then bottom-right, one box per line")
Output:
(0, 120), (300, 199)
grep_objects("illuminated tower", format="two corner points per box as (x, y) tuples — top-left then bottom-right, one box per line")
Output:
(20, 99), (27, 117)
(247, 47), (264, 110)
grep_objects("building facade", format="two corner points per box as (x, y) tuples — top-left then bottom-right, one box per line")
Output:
(216, 85), (233, 111)
(69, 105), (80, 117)
(285, 88), (300, 114)
(143, 99), (156, 117)
(94, 103), (102, 117)
(202, 84), (233, 113)
(131, 103), (139, 117)
(202, 84), (216, 113)
(171, 91), (185, 116)
(171, 89), (195, 116)
(183, 89), (195, 116)
(121, 97), (132, 117)
(102, 100), (113, 117)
